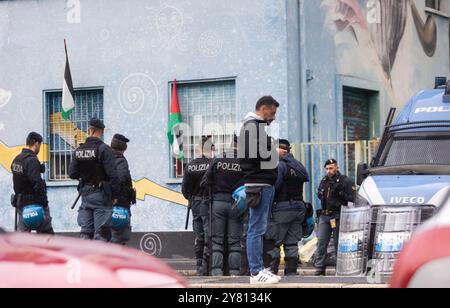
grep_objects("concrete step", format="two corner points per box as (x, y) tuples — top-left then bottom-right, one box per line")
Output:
(162, 258), (336, 277)
(185, 276), (388, 288)
(177, 268), (336, 277)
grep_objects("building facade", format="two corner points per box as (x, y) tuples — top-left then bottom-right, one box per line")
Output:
(0, 0), (449, 232)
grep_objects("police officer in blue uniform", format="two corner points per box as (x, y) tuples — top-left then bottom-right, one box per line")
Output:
(69, 118), (120, 242)
(110, 134), (136, 245)
(263, 139), (309, 276)
(11, 132), (54, 234)
(182, 137), (214, 276)
(314, 159), (355, 276)
(201, 137), (244, 276)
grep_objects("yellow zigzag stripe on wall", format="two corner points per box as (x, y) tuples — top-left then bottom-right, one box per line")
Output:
(0, 141), (48, 172)
(133, 178), (188, 206)
(0, 112), (84, 171)
(0, 140), (187, 207)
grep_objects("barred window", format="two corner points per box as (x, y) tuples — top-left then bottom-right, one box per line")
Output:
(170, 79), (236, 178)
(45, 89), (104, 181)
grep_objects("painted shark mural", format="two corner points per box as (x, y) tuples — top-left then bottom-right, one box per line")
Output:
(327, 0), (438, 78)
(321, 0), (448, 105)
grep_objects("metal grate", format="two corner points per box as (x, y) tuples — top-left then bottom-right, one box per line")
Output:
(171, 79), (236, 178)
(45, 89), (104, 181)
(381, 134), (450, 167)
(295, 139), (380, 210)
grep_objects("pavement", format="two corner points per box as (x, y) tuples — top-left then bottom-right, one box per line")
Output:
(163, 259), (389, 288)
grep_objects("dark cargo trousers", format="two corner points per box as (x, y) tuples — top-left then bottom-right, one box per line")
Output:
(264, 206), (306, 275)
(78, 186), (113, 242)
(314, 213), (340, 270)
(191, 197), (211, 276)
(211, 200), (243, 276)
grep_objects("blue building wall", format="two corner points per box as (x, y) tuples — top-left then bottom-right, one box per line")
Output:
(0, 0), (449, 232)
(0, 0), (293, 231)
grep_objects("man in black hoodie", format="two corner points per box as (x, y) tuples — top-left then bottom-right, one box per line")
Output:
(263, 139), (309, 276)
(110, 134), (135, 245)
(238, 96), (286, 284)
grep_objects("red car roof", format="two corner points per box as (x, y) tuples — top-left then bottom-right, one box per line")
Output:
(0, 233), (187, 288)
(390, 227), (450, 288)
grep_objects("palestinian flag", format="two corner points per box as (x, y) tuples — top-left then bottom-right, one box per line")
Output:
(62, 39), (75, 120)
(167, 79), (184, 160)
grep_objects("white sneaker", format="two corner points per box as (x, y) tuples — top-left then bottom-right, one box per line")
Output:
(250, 270), (280, 285)
(263, 268), (282, 282)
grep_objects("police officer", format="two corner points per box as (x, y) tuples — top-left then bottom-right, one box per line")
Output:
(11, 132), (54, 234)
(69, 118), (120, 242)
(182, 137), (214, 276)
(201, 137), (244, 276)
(110, 134), (135, 245)
(263, 139), (309, 276)
(314, 159), (355, 276)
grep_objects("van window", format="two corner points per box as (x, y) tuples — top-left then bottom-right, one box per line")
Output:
(381, 134), (450, 166)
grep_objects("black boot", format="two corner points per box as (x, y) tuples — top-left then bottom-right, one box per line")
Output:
(263, 252), (273, 270)
(270, 258), (280, 276)
(315, 268), (326, 276)
(284, 258), (299, 276)
(240, 252), (250, 276)
(263, 239), (276, 269)
(196, 259), (203, 276)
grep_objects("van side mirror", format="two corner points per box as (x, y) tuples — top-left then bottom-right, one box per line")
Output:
(357, 163), (369, 186)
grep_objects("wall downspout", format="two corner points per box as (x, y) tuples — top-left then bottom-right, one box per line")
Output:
(298, 0), (309, 143)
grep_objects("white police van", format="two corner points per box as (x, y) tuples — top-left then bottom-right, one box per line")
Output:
(337, 77), (450, 277)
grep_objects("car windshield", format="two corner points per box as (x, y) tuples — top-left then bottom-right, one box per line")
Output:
(379, 132), (450, 167)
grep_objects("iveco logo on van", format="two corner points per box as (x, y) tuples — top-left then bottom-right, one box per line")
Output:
(415, 106), (450, 114)
(390, 197), (426, 204)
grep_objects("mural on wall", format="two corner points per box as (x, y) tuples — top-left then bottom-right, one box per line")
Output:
(330, 0), (439, 73)
(323, 0), (443, 85)
(0, 136), (188, 207)
(410, 1), (438, 57)
(368, 0), (408, 79)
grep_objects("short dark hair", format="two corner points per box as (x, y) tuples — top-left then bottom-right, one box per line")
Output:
(26, 132), (43, 147)
(324, 159), (338, 168)
(89, 126), (104, 135)
(255, 96), (280, 111)
(278, 139), (291, 153)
